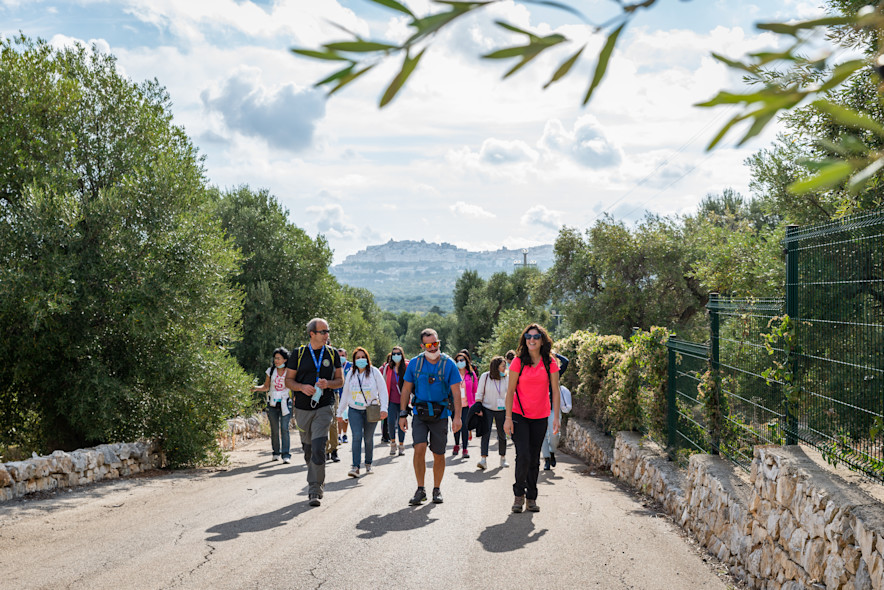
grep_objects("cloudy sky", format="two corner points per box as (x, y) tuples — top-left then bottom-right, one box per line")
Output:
(1, 0), (826, 263)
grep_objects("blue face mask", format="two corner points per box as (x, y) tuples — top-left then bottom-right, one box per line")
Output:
(391, 354), (402, 363)
(355, 359), (368, 369)
(499, 371), (506, 377)
(456, 360), (466, 369)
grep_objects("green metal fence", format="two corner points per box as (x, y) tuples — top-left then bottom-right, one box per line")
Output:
(667, 338), (711, 457)
(666, 210), (884, 479)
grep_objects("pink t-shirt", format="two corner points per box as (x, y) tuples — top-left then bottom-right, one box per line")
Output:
(510, 357), (559, 419)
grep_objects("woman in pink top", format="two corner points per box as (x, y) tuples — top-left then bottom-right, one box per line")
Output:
(504, 323), (560, 513)
(383, 346), (408, 456)
(452, 351), (478, 458)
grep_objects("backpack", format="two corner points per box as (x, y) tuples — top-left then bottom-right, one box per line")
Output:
(412, 352), (455, 418)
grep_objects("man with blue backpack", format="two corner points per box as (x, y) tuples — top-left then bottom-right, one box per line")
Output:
(398, 328), (462, 505)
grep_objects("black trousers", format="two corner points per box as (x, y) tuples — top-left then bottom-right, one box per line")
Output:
(511, 413), (548, 500)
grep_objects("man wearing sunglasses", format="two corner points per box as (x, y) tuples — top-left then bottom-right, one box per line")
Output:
(285, 318), (343, 507)
(399, 328), (462, 505)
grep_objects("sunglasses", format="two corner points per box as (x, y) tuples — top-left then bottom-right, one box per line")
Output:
(525, 333), (542, 341)
(423, 341), (441, 350)
(314, 329), (330, 335)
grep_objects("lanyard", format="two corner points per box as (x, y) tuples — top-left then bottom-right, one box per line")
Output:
(308, 346), (325, 382)
(493, 378), (503, 397)
(356, 372), (366, 400)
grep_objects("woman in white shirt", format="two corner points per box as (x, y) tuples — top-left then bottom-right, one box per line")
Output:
(338, 347), (389, 477)
(251, 347), (293, 463)
(475, 355), (510, 470)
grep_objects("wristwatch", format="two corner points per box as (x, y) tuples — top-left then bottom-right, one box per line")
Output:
(399, 410), (409, 418)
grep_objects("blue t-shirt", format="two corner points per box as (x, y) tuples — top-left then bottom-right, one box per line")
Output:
(404, 354), (462, 418)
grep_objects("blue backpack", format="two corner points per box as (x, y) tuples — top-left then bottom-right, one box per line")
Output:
(412, 352), (455, 419)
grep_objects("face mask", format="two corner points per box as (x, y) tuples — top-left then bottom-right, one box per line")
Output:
(456, 360), (466, 369)
(276, 363), (285, 369)
(499, 371), (506, 378)
(391, 354), (402, 363)
(425, 350), (441, 361)
(355, 359), (368, 369)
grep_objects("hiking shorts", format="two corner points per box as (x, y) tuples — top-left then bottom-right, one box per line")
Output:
(411, 415), (448, 455)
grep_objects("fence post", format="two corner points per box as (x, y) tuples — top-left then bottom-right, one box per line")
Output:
(667, 334), (677, 451)
(784, 225), (799, 445)
(708, 292), (720, 455)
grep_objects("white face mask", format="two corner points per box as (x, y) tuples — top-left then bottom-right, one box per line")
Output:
(425, 350), (441, 361)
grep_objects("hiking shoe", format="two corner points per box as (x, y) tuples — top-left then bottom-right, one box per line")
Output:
(390, 443), (398, 456)
(526, 499), (540, 512)
(308, 494), (321, 507)
(365, 464), (373, 474)
(348, 466), (359, 478)
(550, 453), (557, 467)
(409, 488), (427, 506)
(512, 496), (525, 513)
(331, 451), (340, 462)
(477, 457), (487, 470)
(432, 488), (443, 504)
(452, 445), (459, 456)
(462, 450), (470, 459)
(398, 447), (406, 456)
(342, 434), (348, 443)
(500, 456), (509, 468)
(544, 457), (551, 471)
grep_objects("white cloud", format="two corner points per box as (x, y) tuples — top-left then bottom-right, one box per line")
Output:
(307, 204), (357, 239)
(200, 68), (326, 151)
(521, 205), (563, 231)
(450, 201), (495, 219)
(539, 116), (623, 168)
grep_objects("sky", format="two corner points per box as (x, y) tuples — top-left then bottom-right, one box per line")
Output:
(1, 0), (828, 263)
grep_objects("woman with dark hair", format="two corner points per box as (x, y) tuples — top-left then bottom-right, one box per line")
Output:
(475, 355), (510, 470)
(338, 347), (388, 477)
(252, 347), (293, 463)
(452, 350), (478, 458)
(383, 346), (408, 456)
(504, 324), (560, 513)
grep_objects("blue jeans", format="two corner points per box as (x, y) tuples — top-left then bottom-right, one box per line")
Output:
(348, 408), (379, 468)
(387, 408), (405, 443)
(266, 400), (292, 459)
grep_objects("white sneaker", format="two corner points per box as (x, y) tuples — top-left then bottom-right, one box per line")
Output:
(500, 456), (509, 468)
(365, 464), (373, 474)
(282, 457), (291, 464)
(477, 457), (487, 470)
(390, 443), (397, 456)
(348, 466), (359, 478)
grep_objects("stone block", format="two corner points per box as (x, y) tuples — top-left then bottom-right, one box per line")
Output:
(788, 527), (809, 561)
(867, 553), (884, 590)
(0, 466), (12, 488)
(825, 555), (846, 589)
(777, 475), (797, 506)
(856, 557), (873, 590)
(69, 451), (89, 472)
(857, 519), (877, 561)
(4, 461), (29, 482)
(802, 537), (826, 580)
(97, 445), (121, 468)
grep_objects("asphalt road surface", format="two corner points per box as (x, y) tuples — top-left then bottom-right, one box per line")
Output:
(1, 430), (730, 590)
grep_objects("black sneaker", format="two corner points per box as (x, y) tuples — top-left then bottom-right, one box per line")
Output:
(331, 450), (340, 462)
(308, 494), (321, 507)
(550, 453), (557, 467)
(544, 457), (551, 470)
(409, 488), (427, 506)
(432, 488), (443, 504)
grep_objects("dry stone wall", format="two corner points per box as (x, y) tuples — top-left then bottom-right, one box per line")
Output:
(563, 420), (884, 590)
(0, 414), (270, 502)
(0, 441), (165, 502)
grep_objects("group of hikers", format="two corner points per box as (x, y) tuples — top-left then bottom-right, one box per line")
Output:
(252, 317), (573, 513)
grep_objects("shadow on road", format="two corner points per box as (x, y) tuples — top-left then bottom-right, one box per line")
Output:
(477, 514), (548, 552)
(354, 504), (440, 539)
(204, 500), (311, 542)
(454, 468), (501, 483)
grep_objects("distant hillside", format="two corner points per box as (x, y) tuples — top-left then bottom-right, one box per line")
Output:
(332, 240), (554, 312)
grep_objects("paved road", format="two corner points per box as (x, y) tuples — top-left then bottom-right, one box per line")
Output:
(1, 432), (729, 590)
